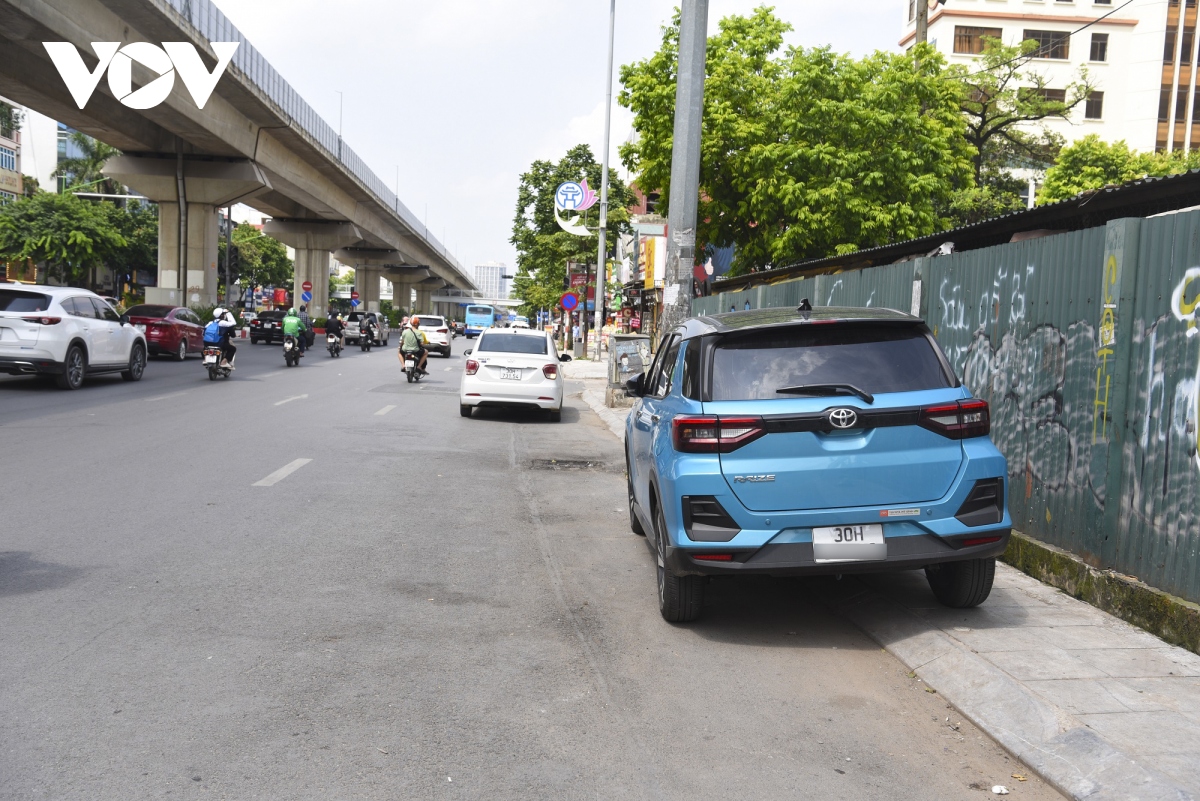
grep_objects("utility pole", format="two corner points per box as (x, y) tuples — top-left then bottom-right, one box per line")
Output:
(660, 0), (708, 339)
(593, 0), (617, 362)
(224, 205), (232, 305)
(336, 90), (343, 160)
(915, 0), (929, 45)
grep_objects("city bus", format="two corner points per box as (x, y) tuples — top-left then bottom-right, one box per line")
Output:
(464, 304), (496, 338)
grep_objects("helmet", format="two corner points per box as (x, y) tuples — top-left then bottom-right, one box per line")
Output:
(410, 316), (420, 327)
(212, 307), (225, 319)
(289, 307), (297, 315)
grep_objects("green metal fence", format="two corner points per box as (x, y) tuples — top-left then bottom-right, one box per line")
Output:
(696, 214), (1200, 603)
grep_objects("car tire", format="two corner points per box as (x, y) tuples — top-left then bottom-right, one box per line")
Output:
(654, 500), (704, 622)
(547, 408), (561, 422)
(122, 342), (146, 381)
(459, 404), (472, 418)
(626, 449), (646, 536)
(443, 346), (452, 358)
(175, 338), (187, 361)
(925, 557), (996, 608)
(250, 337), (259, 344)
(56, 345), (86, 390)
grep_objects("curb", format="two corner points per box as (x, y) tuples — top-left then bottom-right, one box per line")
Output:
(1002, 531), (1200, 656)
(834, 580), (1194, 801)
(580, 386), (628, 441)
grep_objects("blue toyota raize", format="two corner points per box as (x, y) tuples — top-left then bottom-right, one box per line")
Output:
(624, 305), (1011, 622)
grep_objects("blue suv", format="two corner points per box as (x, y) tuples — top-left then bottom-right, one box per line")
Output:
(624, 305), (1011, 622)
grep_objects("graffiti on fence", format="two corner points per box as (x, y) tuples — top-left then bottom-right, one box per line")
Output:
(1094, 254), (1119, 443)
(936, 264), (1035, 374)
(963, 323), (1105, 505)
(1170, 267), (1200, 337)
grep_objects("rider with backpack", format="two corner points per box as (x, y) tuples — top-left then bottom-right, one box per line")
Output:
(204, 308), (238, 368)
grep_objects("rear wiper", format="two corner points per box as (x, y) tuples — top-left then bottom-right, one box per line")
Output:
(774, 383), (875, 404)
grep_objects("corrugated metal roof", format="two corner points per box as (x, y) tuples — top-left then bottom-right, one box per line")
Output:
(710, 169), (1200, 292)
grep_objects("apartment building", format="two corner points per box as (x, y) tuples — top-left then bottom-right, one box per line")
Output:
(0, 97), (23, 204)
(473, 262), (510, 299)
(900, 0), (1195, 152)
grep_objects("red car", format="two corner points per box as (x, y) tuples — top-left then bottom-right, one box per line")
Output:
(124, 304), (206, 361)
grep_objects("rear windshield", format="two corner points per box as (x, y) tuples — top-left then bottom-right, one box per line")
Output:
(259, 311), (285, 320)
(419, 316), (444, 328)
(0, 290), (51, 313)
(477, 333), (547, 355)
(125, 304), (174, 318)
(711, 325), (951, 401)
(467, 306), (491, 316)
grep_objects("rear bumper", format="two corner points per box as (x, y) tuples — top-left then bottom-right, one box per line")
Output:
(0, 355), (64, 375)
(666, 529), (1010, 577)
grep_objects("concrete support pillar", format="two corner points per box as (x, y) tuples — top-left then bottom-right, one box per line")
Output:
(293, 249), (330, 318)
(415, 288), (431, 314)
(358, 266), (383, 313)
(103, 155), (269, 308)
(389, 281), (413, 314)
(263, 221), (362, 320)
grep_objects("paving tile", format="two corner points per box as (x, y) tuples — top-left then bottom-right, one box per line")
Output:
(1076, 711), (1200, 757)
(985, 647), (1111, 681)
(1070, 647), (1198, 679)
(1121, 677), (1200, 717)
(1024, 678), (1132, 714)
(1095, 678), (1175, 714)
(1146, 749), (1200, 790)
(944, 625), (1053, 653)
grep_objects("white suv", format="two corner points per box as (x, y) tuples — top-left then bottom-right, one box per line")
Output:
(0, 284), (149, 390)
(345, 311), (389, 346)
(417, 314), (452, 357)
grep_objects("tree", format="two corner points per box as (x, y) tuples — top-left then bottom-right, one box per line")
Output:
(510, 144), (634, 315)
(0, 192), (126, 285)
(1038, 134), (1200, 203)
(0, 101), (22, 136)
(619, 8), (974, 272)
(218, 222), (293, 294)
(103, 200), (158, 290)
(53, 131), (123, 194)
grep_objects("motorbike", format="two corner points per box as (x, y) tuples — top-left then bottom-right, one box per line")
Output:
(403, 351), (423, 384)
(326, 332), (342, 358)
(202, 345), (232, 380)
(360, 326), (375, 352)
(283, 334), (302, 366)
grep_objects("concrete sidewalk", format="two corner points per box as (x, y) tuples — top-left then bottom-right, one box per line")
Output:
(577, 385), (1200, 800)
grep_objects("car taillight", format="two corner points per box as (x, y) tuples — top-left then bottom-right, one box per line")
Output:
(543, 363), (558, 379)
(465, 359), (479, 375)
(919, 399), (990, 439)
(22, 316), (62, 325)
(692, 553), (734, 562)
(437, 328), (448, 333)
(672, 415), (765, 453)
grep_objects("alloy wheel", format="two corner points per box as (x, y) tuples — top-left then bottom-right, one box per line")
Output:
(176, 339), (187, 361)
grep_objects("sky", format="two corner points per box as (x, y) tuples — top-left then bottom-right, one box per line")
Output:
(218, 1), (903, 273)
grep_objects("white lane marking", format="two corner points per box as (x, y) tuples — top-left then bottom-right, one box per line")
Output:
(444, 367), (452, 372)
(260, 371), (283, 379)
(375, 405), (396, 416)
(253, 458), (312, 487)
(274, 394), (308, 406)
(145, 391), (188, 402)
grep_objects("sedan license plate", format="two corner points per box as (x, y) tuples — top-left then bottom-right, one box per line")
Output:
(812, 524), (886, 563)
(500, 367), (522, 381)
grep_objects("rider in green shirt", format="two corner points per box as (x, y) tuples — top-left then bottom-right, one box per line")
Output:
(281, 308), (306, 354)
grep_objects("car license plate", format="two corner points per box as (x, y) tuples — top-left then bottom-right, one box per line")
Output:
(812, 524), (886, 563)
(500, 367), (522, 380)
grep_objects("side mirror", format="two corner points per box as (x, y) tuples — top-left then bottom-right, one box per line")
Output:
(120, 314), (130, 325)
(625, 372), (645, 397)
(559, 353), (572, 362)
(464, 348), (473, 355)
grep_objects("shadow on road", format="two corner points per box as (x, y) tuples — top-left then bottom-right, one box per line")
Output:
(0, 551), (84, 596)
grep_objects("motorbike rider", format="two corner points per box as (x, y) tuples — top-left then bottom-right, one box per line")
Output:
(398, 315), (429, 376)
(325, 312), (345, 347)
(297, 304), (313, 353)
(281, 307), (305, 356)
(361, 312), (379, 346)
(208, 306), (238, 368)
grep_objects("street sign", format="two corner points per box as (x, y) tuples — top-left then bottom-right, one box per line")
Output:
(301, 291), (313, 303)
(560, 292), (579, 311)
(301, 281), (313, 292)
(351, 299), (360, 307)
(351, 290), (360, 300)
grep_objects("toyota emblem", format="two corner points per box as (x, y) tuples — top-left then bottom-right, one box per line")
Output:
(828, 407), (858, 429)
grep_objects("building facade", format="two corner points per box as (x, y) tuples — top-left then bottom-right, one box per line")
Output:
(0, 97), (23, 204)
(473, 262), (509, 299)
(899, 0), (1192, 152)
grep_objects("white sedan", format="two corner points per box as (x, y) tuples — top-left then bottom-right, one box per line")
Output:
(459, 328), (571, 421)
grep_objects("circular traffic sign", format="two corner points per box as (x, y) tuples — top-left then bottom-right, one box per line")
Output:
(301, 291), (313, 303)
(301, 281), (313, 292)
(351, 290), (360, 300)
(350, 299), (360, 307)
(560, 292), (579, 311)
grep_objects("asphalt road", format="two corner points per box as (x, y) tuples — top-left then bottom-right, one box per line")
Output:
(0, 338), (1064, 800)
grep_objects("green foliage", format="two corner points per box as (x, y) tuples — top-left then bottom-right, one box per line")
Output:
(944, 184), (1026, 226)
(218, 223), (293, 291)
(54, 131), (123, 194)
(104, 200), (158, 276)
(510, 144), (633, 313)
(0, 101), (22, 135)
(619, 8), (974, 272)
(0, 192), (126, 285)
(379, 299), (404, 328)
(1039, 135), (1200, 203)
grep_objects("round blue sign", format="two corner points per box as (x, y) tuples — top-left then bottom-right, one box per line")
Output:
(301, 291), (312, 303)
(560, 292), (579, 311)
(350, 298), (360, 307)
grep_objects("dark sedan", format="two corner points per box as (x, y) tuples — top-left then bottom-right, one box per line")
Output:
(124, 304), (205, 361)
(249, 310), (287, 344)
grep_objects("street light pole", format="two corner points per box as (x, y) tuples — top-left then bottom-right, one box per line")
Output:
(593, 0), (616, 362)
(336, 90), (343, 159)
(659, 0), (708, 338)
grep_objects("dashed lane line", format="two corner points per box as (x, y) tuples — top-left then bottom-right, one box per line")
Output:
(145, 391), (189, 402)
(274, 394), (308, 406)
(253, 458), (312, 487)
(375, 405), (396, 416)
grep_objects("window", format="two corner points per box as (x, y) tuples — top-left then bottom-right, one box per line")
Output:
(650, 337), (681, 397)
(1020, 87), (1067, 109)
(475, 333), (548, 355)
(954, 26), (1004, 55)
(1085, 91), (1105, 119)
(1094, 0), (1111, 5)
(1160, 87), (1173, 121)
(1178, 87), (1191, 122)
(92, 298), (121, 322)
(908, 0), (915, 22)
(0, 289), (50, 312)
(643, 335), (677, 397)
(710, 326), (952, 401)
(1165, 30), (1178, 64)
(66, 297), (99, 318)
(0, 146), (14, 171)
(1184, 29), (1197, 64)
(1090, 33), (1108, 61)
(1024, 29), (1070, 59)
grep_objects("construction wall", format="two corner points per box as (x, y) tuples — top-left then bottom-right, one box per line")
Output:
(696, 214), (1200, 603)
